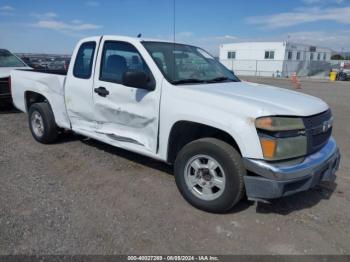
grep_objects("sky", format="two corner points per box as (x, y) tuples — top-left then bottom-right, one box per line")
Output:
(0, 0), (350, 55)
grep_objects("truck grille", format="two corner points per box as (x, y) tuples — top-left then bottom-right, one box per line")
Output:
(0, 77), (10, 95)
(303, 109), (332, 155)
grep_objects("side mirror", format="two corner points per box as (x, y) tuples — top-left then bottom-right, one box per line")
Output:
(122, 71), (155, 91)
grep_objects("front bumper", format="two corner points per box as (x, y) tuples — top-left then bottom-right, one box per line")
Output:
(243, 137), (341, 200)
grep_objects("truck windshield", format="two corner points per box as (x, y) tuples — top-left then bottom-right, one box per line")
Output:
(0, 49), (26, 67)
(142, 42), (240, 85)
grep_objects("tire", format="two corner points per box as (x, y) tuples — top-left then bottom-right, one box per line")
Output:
(28, 102), (58, 144)
(338, 72), (347, 81)
(174, 138), (245, 213)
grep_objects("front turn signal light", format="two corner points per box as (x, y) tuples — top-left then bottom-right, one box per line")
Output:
(260, 137), (277, 159)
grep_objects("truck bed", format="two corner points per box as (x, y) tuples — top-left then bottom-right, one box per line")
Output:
(17, 68), (68, 76)
(11, 68), (71, 129)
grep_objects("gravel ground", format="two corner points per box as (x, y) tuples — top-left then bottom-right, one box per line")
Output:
(0, 77), (349, 255)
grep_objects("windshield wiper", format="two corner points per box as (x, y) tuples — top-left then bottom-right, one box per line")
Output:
(173, 77), (237, 85)
(206, 77), (233, 83)
(172, 79), (207, 85)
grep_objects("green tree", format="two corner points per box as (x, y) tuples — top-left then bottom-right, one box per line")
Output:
(331, 54), (345, 60)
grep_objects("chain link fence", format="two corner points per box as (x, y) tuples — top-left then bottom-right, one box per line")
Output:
(330, 60), (350, 69)
(220, 59), (335, 78)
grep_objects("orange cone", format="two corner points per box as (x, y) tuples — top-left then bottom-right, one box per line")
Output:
(291, 72), (301, 89)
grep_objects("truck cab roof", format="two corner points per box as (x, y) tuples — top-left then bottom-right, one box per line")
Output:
(79, 35), (185, 46)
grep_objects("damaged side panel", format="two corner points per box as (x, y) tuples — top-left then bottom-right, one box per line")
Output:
(95, 103), (156, 129)
(10, 70), (71, 129)
(65, 37), (100, 136)
(91, 37), (163, 155)
(92, 86), (160, 153)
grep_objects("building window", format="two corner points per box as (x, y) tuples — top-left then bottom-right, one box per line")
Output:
(288, 51), (293, 60)
(264, 51), (275, 59)
(309, 46), (316, 52)
(296, 52), (301, 60)
(323, 53), (327, 60)
(310, 53), (314, 60)
(317, 53), (321, 60)
(227, 51), (236, 59)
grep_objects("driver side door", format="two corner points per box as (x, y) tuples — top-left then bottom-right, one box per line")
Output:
(92, 39), (161, 155)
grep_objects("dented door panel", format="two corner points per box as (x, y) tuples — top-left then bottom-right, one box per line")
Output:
(93, 82), (160, 153)
(92, 38), (162, 154)
(65, 37), (100, 135)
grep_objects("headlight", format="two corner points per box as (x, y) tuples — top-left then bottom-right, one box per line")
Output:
(259, 136), (307, 160)
(256, 116), (307, 160)
(255, 116), (304, 131)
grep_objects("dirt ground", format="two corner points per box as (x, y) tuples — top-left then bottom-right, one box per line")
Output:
(0, 77), (349, 255)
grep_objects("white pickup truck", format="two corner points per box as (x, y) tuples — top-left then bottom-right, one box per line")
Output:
(0, 49), (29, 105)
(11, 35), (341, 212)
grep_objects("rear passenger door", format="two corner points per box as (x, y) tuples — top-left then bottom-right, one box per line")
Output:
(65, 37), (100, 134)
(92, 38), (162, 154)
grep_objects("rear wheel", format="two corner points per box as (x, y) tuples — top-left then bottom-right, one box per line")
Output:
(28, 103), (58, 144)
(174, 138), (245, 213)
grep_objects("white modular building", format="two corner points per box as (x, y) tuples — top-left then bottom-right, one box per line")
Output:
(219, 42), (333, 77)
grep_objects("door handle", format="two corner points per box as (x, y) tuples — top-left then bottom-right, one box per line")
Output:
(94, 87), (110, 97)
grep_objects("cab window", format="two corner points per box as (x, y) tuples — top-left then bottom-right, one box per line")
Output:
(100, 41), (151, 84)
(73, 41), (96, 79)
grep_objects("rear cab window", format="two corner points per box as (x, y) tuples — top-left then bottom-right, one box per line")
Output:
(73, 42), (96, 79)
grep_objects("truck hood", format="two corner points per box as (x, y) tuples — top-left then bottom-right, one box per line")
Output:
(0, 67), (27, 78)
(184, 81), (329, 117)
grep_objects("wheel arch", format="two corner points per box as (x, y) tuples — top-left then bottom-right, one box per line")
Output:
(167, 120), (242, 164)
(24, 91), (50, 112)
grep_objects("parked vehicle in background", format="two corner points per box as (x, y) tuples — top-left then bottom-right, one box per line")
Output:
(0, 49), (29, 105)
(47, 60), (65, 70)
(17, 54), (71, 71)
(337, 62), (350, 81)
(10, 35), (341, 212)
(47, 59), (71, 70)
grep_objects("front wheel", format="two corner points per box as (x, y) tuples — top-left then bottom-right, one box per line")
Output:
(174, 138), (245, 213)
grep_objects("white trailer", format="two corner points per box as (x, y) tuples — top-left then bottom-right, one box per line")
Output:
(220, 42), (333, 77)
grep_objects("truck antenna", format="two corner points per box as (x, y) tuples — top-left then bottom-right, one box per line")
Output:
(173, 0), (176, 44)
(173, 0), (176, 81)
